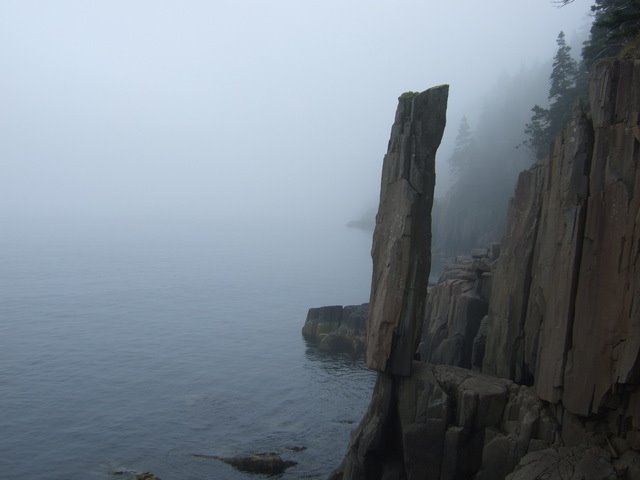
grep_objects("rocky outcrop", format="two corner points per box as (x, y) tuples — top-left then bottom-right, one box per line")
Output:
(333, 363), (560, 480)
(330, 54), (640, 480)
(418, 248), (496, 370)
(562, 58), (640, 416)
(482, 56), (640, 435)
(481, 163), (546, 385)
(366, 86), (449, 376)
(330, 85), (448, 479)
(302, 304), (367, 355)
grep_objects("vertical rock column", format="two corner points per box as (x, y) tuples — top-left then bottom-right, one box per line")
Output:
(563, 58), (640, 416)
(331, 85), (448, 480)
(367, 87), (449, 376)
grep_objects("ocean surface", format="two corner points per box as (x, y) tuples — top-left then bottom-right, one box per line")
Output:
(0, 220), (376, 479)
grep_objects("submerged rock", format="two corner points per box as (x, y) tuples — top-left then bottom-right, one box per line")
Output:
(135, 473), (161, 480)
(111, 469), (161, 480)
(204, 452), (297, 475)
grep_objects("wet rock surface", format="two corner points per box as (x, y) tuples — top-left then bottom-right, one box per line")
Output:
(195, 452), (297, 475)
(111, 470), (161, 480)
(302, 304), (367, 355)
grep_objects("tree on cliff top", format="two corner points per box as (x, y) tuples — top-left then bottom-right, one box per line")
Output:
(582, 0), (640, 66)
(524, 31), (578, 159)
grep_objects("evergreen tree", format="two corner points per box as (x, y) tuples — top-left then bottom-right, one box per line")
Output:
(524, 31), (578, 159)
(548, 31), (578, 133)
(582, 0), (640, 68)
(524, 105), (551, 159)
(549, 32), (578, 101)
(448, 116), (474, 176)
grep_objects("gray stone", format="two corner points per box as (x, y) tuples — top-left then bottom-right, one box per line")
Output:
(482, 163), (546, 384)
(213, 453), (297, 475)
(506, 446), (616, 480)
(475, 432), (517, 480)
(402, 421), (445, 480)
(366, 86), (449, 376)
(563, 58), (640, 416)
(302, 304), (367, 356)
(614, 450), (640, 480)
(470, 248), (489, 259)
(302, 305), (343, 338)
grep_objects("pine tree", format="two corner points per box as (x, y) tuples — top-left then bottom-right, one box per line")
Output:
(582, 0), (640, 68)
(524, 105), (551, 159)
(548, 31), (578, 134)
(524, 32), (578, 159)
(549, 32), (578, 101)
(448, 116), (474, 176)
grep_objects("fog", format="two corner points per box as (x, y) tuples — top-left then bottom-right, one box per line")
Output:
(1, 0), (593, 245)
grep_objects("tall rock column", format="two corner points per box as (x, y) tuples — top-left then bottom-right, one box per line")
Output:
(367, 87), (449, 376)
(332, 85), (448, 479)
(563, 58), (640, 416)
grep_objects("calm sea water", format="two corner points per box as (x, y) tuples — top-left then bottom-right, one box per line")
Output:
(0, 221), (376, 479)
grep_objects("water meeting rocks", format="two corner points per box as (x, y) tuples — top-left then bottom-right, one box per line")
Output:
(302, 304), (368, 355)
(366, 86), (449, 376)
(331, 53), (640, 479)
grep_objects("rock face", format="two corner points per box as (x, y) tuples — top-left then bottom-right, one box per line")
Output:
(483, 56), (640, 427)
(331, 55), (640, 480)
(563, 58), (640, 416)
(334, 363), (560, 480)
(418, 248), (496, 370)
(302, 304), (367, 355)
(329, 85), (449, 479)
(481, 164), (546, 385)
(506, 446), (618, 480)
(367, 86), (449, 376)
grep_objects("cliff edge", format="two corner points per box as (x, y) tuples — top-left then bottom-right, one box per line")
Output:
(331, 53), (640, 479)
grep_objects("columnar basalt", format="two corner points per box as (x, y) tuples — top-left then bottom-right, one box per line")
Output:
(366, 87), (449, 376)
(330, 53), (640, 480)
(483, 56), (640, 429)
(331, 85), (448, 479)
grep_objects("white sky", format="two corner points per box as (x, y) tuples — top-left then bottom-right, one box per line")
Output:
(0, 0), (594, 235)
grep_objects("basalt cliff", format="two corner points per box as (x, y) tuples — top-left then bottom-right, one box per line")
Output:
(330, 54), (640, 479)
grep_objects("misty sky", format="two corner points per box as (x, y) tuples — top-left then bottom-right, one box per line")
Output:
(1, 1), (593, 237)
